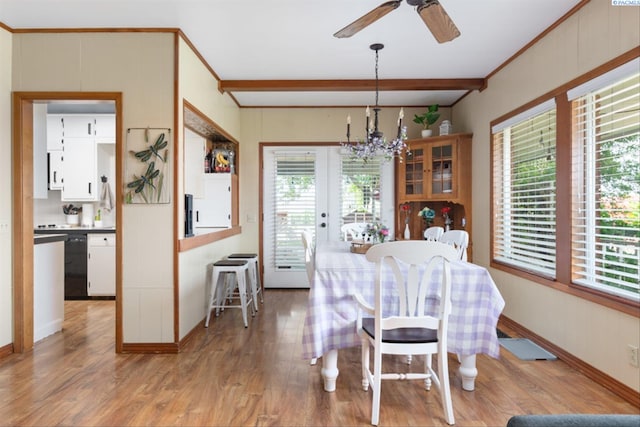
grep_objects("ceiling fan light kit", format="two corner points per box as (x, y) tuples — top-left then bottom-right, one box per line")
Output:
(341, 43), (408, 163)
(334, 0), (460, 43)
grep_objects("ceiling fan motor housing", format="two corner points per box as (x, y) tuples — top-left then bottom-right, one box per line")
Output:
(407, 0), (435, 7)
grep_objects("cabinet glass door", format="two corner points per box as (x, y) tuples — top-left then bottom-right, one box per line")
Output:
(431, 144), (453, 195)
(404, 148), (424, 196)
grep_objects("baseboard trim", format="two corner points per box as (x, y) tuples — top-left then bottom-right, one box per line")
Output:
(178, 318), (205, 351)
(121, 342), (179, 354)
(500, 315), (640, 408)
(0, 343), (13, 359)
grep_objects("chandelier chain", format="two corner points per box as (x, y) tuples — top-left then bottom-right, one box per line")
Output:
(340, 42), (408, 163)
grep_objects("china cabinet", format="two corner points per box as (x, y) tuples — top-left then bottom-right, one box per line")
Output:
(396, 133), (473, 259)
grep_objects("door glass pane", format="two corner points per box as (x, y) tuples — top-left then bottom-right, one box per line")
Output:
(432, 144), (453, 195)
(340, 157), (382, 240)
(405, 148), (424, 195)
(273, 153), (315, 271)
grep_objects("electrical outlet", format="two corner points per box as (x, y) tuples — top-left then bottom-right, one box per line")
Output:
(628, 345), (639, 368)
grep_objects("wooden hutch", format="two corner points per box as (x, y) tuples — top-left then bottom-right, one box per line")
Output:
(395, 133), (473, 260)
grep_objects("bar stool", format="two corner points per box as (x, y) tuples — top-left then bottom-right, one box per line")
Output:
(227, 253), (262, 309)
(205, 259), (253, 328)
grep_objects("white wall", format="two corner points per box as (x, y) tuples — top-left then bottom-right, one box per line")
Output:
(454, 1), (640, 391)
(0, 27), (13, 349)
(11, 32), (176, 343)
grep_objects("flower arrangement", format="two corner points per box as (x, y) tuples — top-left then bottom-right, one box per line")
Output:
(418, 206), (436, 224)
(365, 222), (389, 243)
(441, 206), (453, 230)
(400, 203), (411, 224)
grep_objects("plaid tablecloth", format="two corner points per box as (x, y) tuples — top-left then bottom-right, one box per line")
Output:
(301, 241), (505, 360)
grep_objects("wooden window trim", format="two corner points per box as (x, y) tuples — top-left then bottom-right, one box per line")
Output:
(489, 48), (640, 318)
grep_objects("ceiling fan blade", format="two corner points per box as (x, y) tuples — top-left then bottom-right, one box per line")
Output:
(417, 0), (460, 43)
(334, 1), (402, 38)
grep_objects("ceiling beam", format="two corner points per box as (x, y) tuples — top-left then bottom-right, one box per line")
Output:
(219, 78), (485, 93)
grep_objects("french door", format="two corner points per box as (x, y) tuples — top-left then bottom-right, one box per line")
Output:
(262, 145), (394, 288)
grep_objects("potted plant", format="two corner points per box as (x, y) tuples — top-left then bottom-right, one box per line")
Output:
(413, 104), (440, 138)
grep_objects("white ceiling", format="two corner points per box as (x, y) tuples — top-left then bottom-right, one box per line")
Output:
(0, 0), (583, 107)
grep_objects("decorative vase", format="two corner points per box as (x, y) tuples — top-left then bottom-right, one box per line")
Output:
(421, 129), (432, 138)
(404, 223), (411, 240)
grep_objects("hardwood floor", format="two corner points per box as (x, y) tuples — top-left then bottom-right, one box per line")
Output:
(0, 290), (637, 426)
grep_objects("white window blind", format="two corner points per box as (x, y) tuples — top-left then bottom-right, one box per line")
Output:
(271, 153), (316, 271)
(492, 106), (557, 277)
(339, 157), (383, 240)
(571, 69), (640, 301)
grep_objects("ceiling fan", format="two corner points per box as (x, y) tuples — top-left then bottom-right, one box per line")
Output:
(334, 0), (460, 43)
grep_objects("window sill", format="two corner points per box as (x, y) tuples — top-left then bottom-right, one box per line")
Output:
(490, 260), (640, 318)
(178, 225), (241, 252)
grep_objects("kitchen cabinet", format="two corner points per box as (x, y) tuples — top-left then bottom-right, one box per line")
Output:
(46, 114), (65, 191)
(87, 233), (115, 296)
(46, 114), (64, 150)
(63, 115), (94, 138)
(62, 137), (97, 201)
(48, 150), (64, 190)
(194, 174), (232, 228)
(95, 114), (116, 144)
(396, 133), (473, 257)
(46, 113), (115, 201)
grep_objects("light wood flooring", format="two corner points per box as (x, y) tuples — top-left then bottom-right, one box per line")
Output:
(0, 290), (637, 426)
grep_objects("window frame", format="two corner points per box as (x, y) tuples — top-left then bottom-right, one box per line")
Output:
(489, 50), (639, 317)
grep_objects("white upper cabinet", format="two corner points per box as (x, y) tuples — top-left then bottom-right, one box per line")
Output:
(95, 114), (116, 144)
(63, 115), (95, 138)
(46, 114), (64, 150)
(62, 137), (97, 201)
(45, 113), (115, 201)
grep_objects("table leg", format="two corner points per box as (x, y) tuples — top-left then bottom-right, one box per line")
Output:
(321, 349), (339, 392)
(458, 354), (477, 391)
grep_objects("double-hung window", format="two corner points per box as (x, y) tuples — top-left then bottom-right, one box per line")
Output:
(569, 59), (640, 301)
(492, 100), (557, 278)
(491, 57), (639, 305)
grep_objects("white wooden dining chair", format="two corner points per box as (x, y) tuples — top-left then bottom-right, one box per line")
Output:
(341, 222), (367, 241)
(439, 230), (469, 261)
(423, 226), (444, 241)
(354, 241), (458, 426)
(301, 230), (315, 284)
(301, 229), (319, 365)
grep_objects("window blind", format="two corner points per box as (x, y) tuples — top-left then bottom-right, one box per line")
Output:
(493, 107), (557, 277)
(571, 70), (640, 301)
(339, 157), (382, 240)
(272, 153), (316, 271)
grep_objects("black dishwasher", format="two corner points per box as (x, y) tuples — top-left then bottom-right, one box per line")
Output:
(65, 233), (88, 299)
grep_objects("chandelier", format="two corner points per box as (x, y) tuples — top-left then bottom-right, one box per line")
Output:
(341, 43), (408, 162)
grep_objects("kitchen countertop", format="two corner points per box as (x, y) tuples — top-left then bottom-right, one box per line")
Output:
(34, 227), (116, 234)
(34, 234), (68, 244)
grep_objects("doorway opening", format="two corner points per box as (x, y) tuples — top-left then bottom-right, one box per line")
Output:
(12, 92), (123, 353)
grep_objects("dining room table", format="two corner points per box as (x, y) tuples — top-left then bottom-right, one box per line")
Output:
(301, 240), (505, 392)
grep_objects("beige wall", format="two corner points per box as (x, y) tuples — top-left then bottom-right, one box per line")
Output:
(176, 38), (245, 339)
(11, 32), (176, 343)
(454, 0), (640, 391)
(0, 27), (13, 347)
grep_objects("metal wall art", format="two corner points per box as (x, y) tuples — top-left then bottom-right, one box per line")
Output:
(125, 127), (171, 204)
